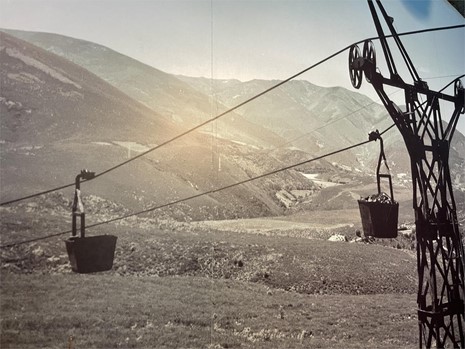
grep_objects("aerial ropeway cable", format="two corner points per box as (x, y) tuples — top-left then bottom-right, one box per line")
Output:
(0, 123), (395, 249)
(0, 24), (463, 207)
(269, 72), (460, 151)
(0, 73), (461, 249)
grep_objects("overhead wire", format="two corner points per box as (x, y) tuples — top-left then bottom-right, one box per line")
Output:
(1, 24), (463, 207)
(1, 72), (461, 249)
(261, 71), (464, 152)
(0, 123), (394, 249)
(273, 89), (404, 151)
(438, 74), (465, 92)
(423, 74), (465, 82)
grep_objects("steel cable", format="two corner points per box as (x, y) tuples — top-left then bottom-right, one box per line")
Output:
(1, 24), (463, 207)
(0, 126), (392, 248)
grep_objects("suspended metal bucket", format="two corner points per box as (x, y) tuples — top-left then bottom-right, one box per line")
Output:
(358, 195), (398, 238)
(65, 235), (117, 273)
(65, 169), (117, 273)
(358, 131), (399, 239)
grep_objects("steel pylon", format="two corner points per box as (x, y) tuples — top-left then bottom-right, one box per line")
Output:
(349, 1), (465, 347)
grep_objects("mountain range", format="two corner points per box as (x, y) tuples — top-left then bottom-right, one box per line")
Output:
(1, 28), (464, 222)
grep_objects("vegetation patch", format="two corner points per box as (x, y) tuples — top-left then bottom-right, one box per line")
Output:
(1, 273), (418, 349)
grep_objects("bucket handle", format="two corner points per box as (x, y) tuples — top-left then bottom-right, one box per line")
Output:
(369, 130), (394, 201)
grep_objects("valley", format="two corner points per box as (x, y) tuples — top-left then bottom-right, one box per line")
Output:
(1, 28), (464, 348)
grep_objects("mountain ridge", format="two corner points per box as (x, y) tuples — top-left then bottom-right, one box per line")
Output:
(0, 31), (316, 220)
(1, 28), (284, 149)
(1, 28), (464, 223)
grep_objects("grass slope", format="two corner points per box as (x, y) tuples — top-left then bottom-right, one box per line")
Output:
(1, 192), (419, 348)
(1, 273), (418, 349)
(1, 202), (417, 295)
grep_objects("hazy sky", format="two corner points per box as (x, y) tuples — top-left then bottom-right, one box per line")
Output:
(1, 0), (464, 131)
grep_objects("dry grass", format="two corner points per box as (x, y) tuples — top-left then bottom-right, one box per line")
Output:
(1, 273), (418, 349)
(0, 207), (417, 295)
(1, 198), (421, 348)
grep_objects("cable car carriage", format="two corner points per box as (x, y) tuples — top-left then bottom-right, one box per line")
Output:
(358, 131), (399, 238)
(65, 169), (117, 273)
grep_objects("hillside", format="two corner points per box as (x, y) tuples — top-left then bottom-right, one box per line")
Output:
(1, 196), (419, 348)
(0, 31), (319, 220)
(0, 34), (182, 145)
(1, 24), (463, 349)
(2, 29), (464, 223)
(1, 29), (283, 149)
(179, 76), (465, 185)
(6, 28), (465, 189)
(0, 31), (181, 207)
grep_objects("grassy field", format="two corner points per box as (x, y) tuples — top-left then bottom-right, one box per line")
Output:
(1, 273), (418, 349)
(1, 202), (421, 348)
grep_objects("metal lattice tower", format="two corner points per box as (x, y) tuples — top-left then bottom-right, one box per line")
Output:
(349, 1), (465, 347)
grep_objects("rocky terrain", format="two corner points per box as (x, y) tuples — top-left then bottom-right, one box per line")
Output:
(0, 191), (417, 296)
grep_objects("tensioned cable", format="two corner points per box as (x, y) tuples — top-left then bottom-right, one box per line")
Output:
(275, 72), (464, 151)
(1, 24), (463, 207)
(438, 74), (465, 92)
(0, 73), (460, 249)
(423, 74), (464, 81)
(1, 74), (457, 249)
(4, 72), (451, 249)
(0, 124), (395, 249)
(273, 89), (403, 150)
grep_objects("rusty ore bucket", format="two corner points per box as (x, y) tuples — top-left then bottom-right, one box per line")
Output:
(358, 200), (399, 238)
(65, 235), (117, 273)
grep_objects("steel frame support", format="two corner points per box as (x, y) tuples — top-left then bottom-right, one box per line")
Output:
(393, 84), (464, 348)
(351, 1), (465, 347)
(372, 68), (465, 349)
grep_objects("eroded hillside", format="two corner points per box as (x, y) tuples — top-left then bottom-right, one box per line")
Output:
(0, 31), (333, 221)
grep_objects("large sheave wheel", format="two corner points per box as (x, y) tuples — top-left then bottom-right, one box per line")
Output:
(363, 40), (376, 83)
(349, 45), (363, 89)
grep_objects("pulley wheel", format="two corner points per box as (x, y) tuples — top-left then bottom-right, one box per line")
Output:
(349, 45), (363, 89)
(362, 40), (376, 83)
